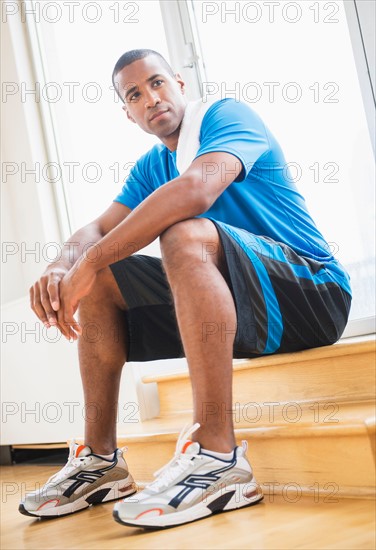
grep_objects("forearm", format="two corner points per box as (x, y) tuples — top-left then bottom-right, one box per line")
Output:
(53, 151), (239, 339)
(49, 223), (104, 272)
(83, 176), (205, 273)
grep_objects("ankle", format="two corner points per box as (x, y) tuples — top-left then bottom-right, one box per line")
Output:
(85, 441), (117, 455)
(91, 449), (116, 457)
(192, 428), (236, 453)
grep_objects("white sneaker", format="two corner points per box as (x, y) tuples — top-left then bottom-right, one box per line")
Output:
(113, 424), (263, 529)
(19, 440), (136, 518)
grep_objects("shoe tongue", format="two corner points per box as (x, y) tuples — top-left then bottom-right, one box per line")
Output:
(74, 444), (92, 458)
(182, 440), (201, 455)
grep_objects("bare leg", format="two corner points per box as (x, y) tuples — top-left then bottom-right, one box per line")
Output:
(77, 267), (128, 454)
(161, 219), (236, 453)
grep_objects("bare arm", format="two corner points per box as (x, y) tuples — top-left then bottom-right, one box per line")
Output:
(30, 202), (131, 330)
(78, 152), (242, 272)
(57, 151), (242, 339)
(53, 202), (132, 270)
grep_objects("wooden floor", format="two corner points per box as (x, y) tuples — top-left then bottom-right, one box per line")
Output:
(1, 464), (375, 550)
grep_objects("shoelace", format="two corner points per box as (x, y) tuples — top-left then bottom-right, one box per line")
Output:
(147, 423), (202, 492)
(46, 439), (91, 485)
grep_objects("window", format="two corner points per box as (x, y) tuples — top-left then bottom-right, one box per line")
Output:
(28, 0), (375, 332)
(189, 0), (375, 326)
(33, 0), (170, 255)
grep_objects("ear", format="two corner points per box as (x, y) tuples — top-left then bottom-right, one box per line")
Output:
(174, 73), (185, 94)
(122, 104), (136, 123)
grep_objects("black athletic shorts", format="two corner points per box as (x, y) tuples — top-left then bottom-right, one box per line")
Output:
(110, 220), (351, 362)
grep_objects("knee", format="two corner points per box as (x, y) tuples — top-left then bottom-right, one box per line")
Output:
(160, 218), (216, 271)
(79, 266), (125, 308)
(91, 266), (115, 294)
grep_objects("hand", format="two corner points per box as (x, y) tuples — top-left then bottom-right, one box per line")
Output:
(57, 259), (97, 341)
(30, 266), (68, 329)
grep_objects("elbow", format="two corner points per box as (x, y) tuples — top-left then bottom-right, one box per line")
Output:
(90, 220), (106, 239)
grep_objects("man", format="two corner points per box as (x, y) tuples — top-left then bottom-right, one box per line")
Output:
(20, 49), (351, 528)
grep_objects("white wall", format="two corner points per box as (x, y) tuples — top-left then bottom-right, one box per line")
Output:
(1, 18), (47, 304)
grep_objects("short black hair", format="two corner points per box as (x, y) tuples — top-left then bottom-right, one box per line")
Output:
(112, 49), (174, 103)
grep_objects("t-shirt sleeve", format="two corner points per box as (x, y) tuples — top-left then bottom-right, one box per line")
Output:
(195, 99), (270, 182)
(113, 154), (154, 210)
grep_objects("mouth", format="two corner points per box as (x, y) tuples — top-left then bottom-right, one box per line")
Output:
(149, 109), (169, 122)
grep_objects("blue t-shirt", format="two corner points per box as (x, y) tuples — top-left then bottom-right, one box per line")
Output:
(114, 99), (351, 295)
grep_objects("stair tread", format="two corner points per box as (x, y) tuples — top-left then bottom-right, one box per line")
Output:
(114, 401), (376, 443)
(74, 403), (376, 447)
(118, 423), (373, 443)
(142, 335), (376, 385)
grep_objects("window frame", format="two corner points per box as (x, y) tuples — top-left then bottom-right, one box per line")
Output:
(24, 0), (73, 239)
(343, 0), (375, 155)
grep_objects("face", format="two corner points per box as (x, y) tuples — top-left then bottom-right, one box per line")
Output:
(115, 55), (187, 151)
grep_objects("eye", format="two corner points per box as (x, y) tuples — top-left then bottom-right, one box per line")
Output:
(129, 91), (140, 101)
(153, 79), (163, 87)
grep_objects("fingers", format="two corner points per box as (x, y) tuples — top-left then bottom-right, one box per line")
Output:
(30, 283), (50, 327)
(47, 274), (61, 312)
(41, 286), (59, 327)
(29, 268), (85, 341)
(30, 273), (61, 330)
(57, 304), (82, 341)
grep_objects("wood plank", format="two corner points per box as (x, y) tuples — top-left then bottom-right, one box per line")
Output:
(151, 344), (375, 416)
(2, 464), (375, 550)
(112, 414), (376, 496)
(117, 400), (375, 435)
(63, 399), (364, 435)
(71, 405), (376, 495)
(365, 416), (376, 463)
(142, 337), (375, 384)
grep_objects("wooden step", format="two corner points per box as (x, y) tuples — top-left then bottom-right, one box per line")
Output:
(116, 406), (376, 499)
(142, 338), (376, 417)
(365, 416), (376, 462)
(75, 337), (376, 500)
(121, 399), (375, 433)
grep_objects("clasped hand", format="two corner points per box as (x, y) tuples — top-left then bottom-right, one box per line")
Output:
(30, 259), (97, 341)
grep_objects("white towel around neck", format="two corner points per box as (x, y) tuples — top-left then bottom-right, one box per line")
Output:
(176, 96), (220, 175)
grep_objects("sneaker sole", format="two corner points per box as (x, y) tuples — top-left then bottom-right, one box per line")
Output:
(113, 482), (264, 529)
(19, 478), (137, 519)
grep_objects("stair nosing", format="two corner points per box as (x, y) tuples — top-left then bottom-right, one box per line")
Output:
(117, 417), (374, 443)
(157, 396), (376, 412)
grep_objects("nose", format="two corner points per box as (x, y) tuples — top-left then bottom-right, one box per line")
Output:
(144, 89), (161, 109)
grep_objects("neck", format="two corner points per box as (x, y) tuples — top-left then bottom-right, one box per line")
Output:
(161, 122), (183, 152)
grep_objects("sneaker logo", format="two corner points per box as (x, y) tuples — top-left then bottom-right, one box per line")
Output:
(63, 462), (116, 498)
(169, 460), (236, 509)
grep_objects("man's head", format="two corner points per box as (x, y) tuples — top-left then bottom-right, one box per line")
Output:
(112, 49), (187, 150)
